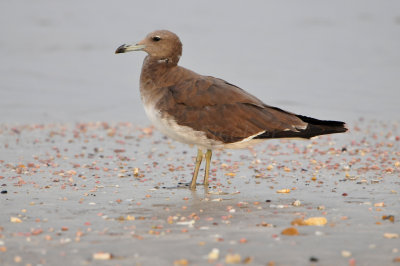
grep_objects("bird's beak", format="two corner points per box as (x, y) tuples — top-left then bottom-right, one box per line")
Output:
(115, 43), (146, 54)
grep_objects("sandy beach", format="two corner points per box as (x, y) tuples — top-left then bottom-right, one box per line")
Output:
(0, 120), (399, 265)
(1, 1), (400, 265)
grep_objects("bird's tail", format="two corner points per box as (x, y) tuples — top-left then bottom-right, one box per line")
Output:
(254, 115), (348, 139)
(294, 115), (348, 139)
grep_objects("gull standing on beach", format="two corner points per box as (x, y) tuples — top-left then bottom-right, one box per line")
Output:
(115, 30), (347, 189)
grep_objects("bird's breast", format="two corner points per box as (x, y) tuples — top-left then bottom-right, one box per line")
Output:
(142, 100), (224, 149)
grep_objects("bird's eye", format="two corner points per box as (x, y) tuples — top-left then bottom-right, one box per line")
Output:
(152, 36), (161, 42)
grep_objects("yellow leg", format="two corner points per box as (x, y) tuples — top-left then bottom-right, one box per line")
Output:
(203, 149), (212, 186)
(190, 149), (203, 190)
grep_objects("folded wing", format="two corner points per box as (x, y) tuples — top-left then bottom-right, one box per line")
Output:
(156, 74), (346, 143)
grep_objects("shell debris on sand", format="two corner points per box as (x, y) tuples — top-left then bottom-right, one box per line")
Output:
(0, 119), (399, 265)
(384, 233), (399, 239)
(291, 217), (327, 226)
(207, 248), (220, 261)
(93, 252), (112, 260)
(281, 227), (299, 236)
(276, 188), (291, 193)
(225, 253), (242, 264)
(10, 217), (22, 223)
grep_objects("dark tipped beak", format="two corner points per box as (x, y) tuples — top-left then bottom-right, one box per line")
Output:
(115, 44), (146, 54)
(115, 44), (127, 54)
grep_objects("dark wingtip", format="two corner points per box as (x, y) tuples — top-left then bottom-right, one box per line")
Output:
(255, 115), (348, 140)
(343, 123), (349, 132)
(115, 44), (126, 54)
(297, 115), (347, 127)
(297, 115), (348, 137)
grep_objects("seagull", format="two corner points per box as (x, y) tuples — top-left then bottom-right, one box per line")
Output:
(115, 30), (347, 190)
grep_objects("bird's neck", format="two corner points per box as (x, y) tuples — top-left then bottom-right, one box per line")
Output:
(140, 56), (180, 88)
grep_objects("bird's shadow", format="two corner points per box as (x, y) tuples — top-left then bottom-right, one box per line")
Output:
(161, 182), (210, 192)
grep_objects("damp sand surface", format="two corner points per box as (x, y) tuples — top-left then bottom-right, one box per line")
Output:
(1, 1), (400, 265)
(0, 120), (399, 265)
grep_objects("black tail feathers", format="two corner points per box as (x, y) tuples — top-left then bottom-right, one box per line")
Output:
(255, 115), (348, 139)
(295, 115), (348, 139)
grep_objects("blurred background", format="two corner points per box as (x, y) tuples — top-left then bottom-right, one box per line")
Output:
(1, 0), (399, 124)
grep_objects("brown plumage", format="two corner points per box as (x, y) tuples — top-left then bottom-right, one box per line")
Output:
(116, 30), (347, 189)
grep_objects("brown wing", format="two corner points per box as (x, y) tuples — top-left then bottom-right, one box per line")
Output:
(156, 73), (307, 143)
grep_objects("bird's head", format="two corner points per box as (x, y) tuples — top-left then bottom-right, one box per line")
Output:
(115, 30), (182, 65)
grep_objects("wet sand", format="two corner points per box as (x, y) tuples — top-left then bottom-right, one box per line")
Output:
(1, 0), (400, 265)
(0, 120), (399, 265)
